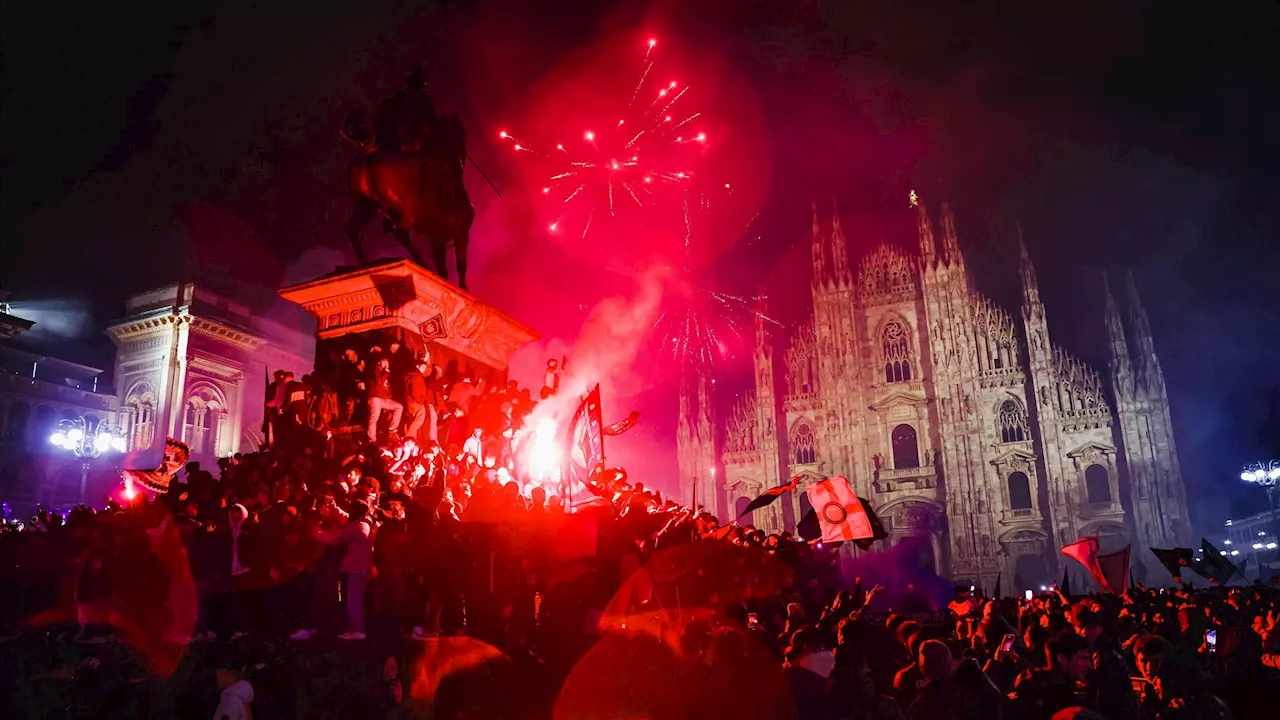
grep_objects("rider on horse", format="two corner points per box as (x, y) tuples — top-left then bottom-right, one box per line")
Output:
(343, 69), (475, 289)
(374, 69), (439, 152)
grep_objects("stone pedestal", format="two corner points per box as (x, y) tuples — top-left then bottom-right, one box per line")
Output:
(279, 260), (539, 381)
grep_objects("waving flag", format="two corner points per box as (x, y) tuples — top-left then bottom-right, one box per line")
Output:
(737, 477), (801, 519)
(1061, 536), (1119, 592)
(1193, 538), (1241, 584)
(602, 411), (641, 437)
(123, 437), (191, 494)
(804, 476), (887, 549)
(1150, 547), (1194, 579)
(1097, 545), (1131, 594)
(560, 385), (605, 509)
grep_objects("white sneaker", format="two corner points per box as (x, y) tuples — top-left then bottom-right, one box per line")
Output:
(338, 631), (366, 640)
(289, 629), (313, 640)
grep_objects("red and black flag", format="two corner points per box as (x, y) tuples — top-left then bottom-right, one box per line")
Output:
(1062, 536), (1117, 592)
(737, 476), (801, 519)
(1150, 547), (1194, 579)
(1097, 545), (1132, 595)
(561, 385), (605, 508)
(602, 411), (641, 437)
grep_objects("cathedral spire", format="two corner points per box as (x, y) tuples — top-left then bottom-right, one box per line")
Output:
(830, 198), (851, 282)
(1125, 269), (1157, 358)
(1103, 272), (1129, 358)
(811, 201), (827, 284)
(914, 190), (937, 262)
(939, 201), (961, 259)
(1018, 224), (1042, 309)
(754, 287), (771, 340)
(1104, 272), (1135, 399)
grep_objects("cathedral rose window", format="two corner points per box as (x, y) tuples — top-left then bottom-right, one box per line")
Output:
(882, 321), (913, 383)
(792, 424), (817, 465)
(999, 399), (1027, 443)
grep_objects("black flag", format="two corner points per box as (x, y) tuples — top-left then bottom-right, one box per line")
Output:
(1150, 547), (1194, 579)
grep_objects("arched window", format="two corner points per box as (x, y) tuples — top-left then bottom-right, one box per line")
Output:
(125, 382), (156, 451)
(1008, 472), (1033, 510)
(736, 496), (753, 526)
(891, 423), (919, 469)
(183, 401), (199, 447)
(999, 400), (1027, 443)
(200, 406), (220, 455)
(882, 321), (912, 383)
(1085, 464), (1111, 504)
(799, 491), (813, 524)
(792, 424), (817, 465)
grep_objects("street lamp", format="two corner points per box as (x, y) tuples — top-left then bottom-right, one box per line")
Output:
(49, 416), (127, 503)
(1240, 460), (1280, 579)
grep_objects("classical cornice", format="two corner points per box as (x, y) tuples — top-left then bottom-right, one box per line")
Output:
(189, 316), (267, 352)
(281, 259), (539, 371)
(106, 309), (188, 343)
(188, 352), (248, 381)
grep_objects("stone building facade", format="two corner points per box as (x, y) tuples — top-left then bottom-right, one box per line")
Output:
(107, 283), (311, 464)
(677, 197), (1192, 590)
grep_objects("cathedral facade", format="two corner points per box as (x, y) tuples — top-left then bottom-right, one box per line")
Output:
(677, 197), (1192, 590)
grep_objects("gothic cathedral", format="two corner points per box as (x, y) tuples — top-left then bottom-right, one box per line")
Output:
(676, 197), (1192, 590)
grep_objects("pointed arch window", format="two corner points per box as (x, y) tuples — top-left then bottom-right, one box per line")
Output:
(736, 496), (753, 526)
(891, 423), (919, 469)
(999, 400), (1027, 443)
(882, 321), (913, 383)
(792, 424), (817, 465)
(1085, 464), (1111, 504)
(1008, 472), (1033, 510)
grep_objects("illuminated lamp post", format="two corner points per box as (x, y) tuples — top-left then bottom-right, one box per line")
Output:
(49, 416), (128, 504)
(1241, 460), (1280, 578)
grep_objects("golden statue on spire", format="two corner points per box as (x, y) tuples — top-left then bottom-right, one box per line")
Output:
(909, 189), (919, 208)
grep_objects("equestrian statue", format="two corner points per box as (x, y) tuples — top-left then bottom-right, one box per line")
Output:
(342, 70), (476, 290)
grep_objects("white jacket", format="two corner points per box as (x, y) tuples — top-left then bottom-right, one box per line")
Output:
(214, 679), (254, 720)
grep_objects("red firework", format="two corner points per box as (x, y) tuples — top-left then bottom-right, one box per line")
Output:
(499, 37), (709, 242)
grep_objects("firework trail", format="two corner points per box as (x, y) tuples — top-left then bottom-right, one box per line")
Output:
(499, 36), (708, 242)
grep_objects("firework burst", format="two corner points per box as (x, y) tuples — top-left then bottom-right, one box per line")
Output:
(650, 277), (777, 367)
(499, 37), (708, 242)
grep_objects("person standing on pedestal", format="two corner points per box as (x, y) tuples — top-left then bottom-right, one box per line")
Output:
(367, 356), (403, 444)
(403, 359), (433, 444)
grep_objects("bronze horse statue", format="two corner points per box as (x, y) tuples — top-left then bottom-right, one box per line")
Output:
(342, 101), (475, 290)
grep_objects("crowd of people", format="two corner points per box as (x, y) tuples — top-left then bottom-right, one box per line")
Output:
(2, 345), (1280, 718)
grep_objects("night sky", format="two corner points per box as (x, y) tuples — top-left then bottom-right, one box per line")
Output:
(3, 0), (1279, 531)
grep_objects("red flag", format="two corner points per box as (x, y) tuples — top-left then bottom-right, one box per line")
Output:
(738, 476), (801, 518)
(1097, 546), (1131, 594)
(1061, 536), (1116, 592)
(804, 477), (884, 546)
